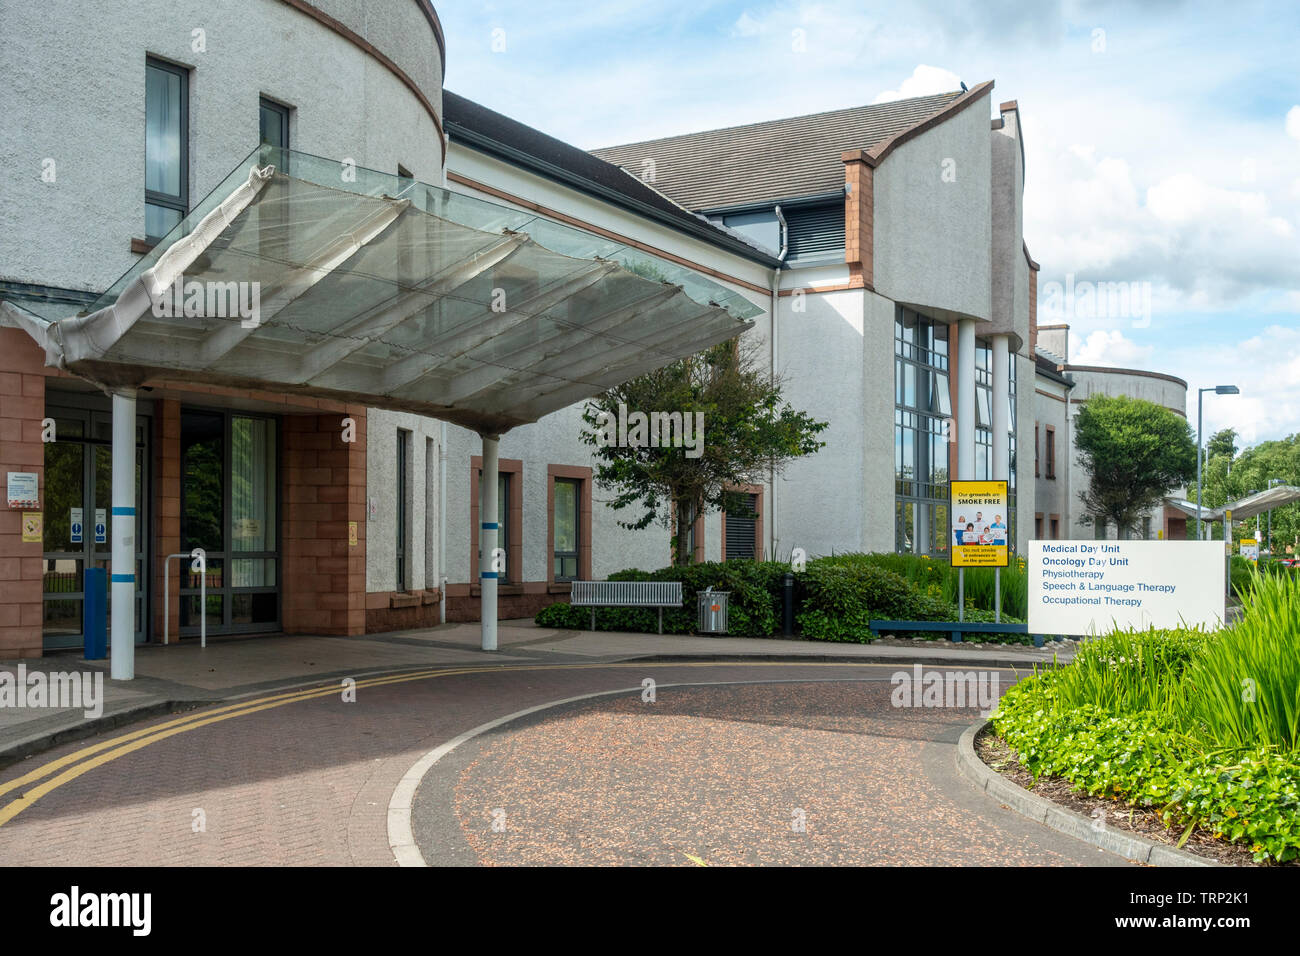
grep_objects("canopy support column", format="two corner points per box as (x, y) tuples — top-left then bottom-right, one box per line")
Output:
(110, 389), (136, 680)
(480, 433), (500, 652)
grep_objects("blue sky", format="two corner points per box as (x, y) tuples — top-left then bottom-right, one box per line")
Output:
(438, 1), (1300, 448)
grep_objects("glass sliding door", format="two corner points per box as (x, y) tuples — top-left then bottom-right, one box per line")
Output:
(180, 409), (280, 636)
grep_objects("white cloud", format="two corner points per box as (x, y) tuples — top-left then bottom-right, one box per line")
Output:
(1071, 329), (1154, 367)
(871, 64), (962, 103)
(1286, 105), (1300, 141)
(1147, 174), (1291, 238)
(1170, 325), (1300, 445)
(1029, 137), (1300, 312)
(731, 12), (764, 37)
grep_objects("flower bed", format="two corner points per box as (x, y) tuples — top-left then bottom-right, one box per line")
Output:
(989, 573), (1300, 863)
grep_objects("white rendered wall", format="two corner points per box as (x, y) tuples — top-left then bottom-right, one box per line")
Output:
(1032, 374), (1072, 539)
(0, 0), (443, 295)
(872, 91), (994, 326)
(1063, 367), (1188, 539)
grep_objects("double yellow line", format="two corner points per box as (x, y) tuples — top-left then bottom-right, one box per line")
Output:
(0, 659), (901, 828)
(0, 665), (479, 827)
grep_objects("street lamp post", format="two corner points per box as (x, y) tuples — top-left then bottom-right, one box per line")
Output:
(1197, 385), (1240, 540)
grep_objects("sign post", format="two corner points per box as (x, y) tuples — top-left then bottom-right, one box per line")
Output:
(1027, 540), (1224, 636)
(950, 480), (1010, 621)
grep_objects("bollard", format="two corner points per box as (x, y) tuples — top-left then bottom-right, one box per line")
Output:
(83, 566), (107, 660)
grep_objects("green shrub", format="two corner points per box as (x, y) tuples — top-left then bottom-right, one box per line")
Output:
(813, 551), (1029, 618)
(795, 562), (923, 642)
(534, 550), (1032, 642)
(993, 693), (1300, 863)
(534, 560), (788, 637)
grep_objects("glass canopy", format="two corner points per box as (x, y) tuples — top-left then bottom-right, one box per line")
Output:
(9, 147), (759, 434)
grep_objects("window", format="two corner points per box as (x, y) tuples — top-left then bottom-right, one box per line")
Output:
(1035, 424), (1040, 477)
(395, 430), (409, 591)
(553, 479), (580, 580)
(259, 97), (289, 151)
(495, 473), (509, 582)
(1035, 514), (1043, 539)
(548, 465), (589, 582)
(145, 58), (189, 242)
(470, 473), (504, 580)
(472, 458), (521, 585)
(1096, 518), (1109, 540)
(724, 491), (761, 561)
(895, 307), (951, 556)
(1050, 516), (1060, 540)
(258, 97), (290, 173)
(1141, 516), (1152, 540)
(682, 499), (697, 560)
(1045, 426), (1056, 479)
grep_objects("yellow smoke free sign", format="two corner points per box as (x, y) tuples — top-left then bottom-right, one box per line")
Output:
(950, 480), (1009, 568)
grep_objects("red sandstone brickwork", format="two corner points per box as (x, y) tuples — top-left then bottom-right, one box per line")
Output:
(152, 400), (181, 641)
(364, 587), (443, 632)
(842, 153), (875, 289)
(443, 582), (567, 623)
(282, 406), (367, 635)
(0, 328), (47, 658)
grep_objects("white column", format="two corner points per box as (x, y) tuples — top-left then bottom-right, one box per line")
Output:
(956, 319), (976, 480)
(480, 433), (499, 652)
(110, 389), (136, 680)
(992, 335), (1010, 481)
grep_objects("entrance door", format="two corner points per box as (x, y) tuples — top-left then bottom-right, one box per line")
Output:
(179, 409), (280, 636)
(42, 407), (150, 650)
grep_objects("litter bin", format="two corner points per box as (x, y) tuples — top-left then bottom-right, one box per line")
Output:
(83, 566), (107, 660)
(696, 587), (730, 635)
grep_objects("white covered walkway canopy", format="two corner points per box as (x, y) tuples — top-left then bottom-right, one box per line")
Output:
(1166, 484), (1300, 535)
(1, 147), (759, 677)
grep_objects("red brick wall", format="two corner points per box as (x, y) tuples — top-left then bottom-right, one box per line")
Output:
(842, 153), (875, 289)
(443, 581), (568, 622)
(282, 406), (367, 635)
(0, 328), (47, 658)
(365, 587), (442, 632)
(152, 400), (181, 642)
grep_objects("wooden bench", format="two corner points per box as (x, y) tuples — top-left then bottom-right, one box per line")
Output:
(868, 620), (1062, 647)
(570, 580), (684, 634)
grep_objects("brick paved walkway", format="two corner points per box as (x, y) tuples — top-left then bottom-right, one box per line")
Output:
(0, 661), (1124, 866)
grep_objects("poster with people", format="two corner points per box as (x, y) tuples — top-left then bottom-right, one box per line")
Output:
(950, 480), (1009, 567)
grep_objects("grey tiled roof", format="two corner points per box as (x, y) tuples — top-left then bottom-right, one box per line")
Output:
(591, 91), (962, 211)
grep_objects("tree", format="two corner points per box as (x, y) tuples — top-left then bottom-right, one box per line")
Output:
(580, 338), (828, 566)
(1199, 432), (1300, 550)
(1205, 427), (1239, 463)
(1074, 394), (1197, 539)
